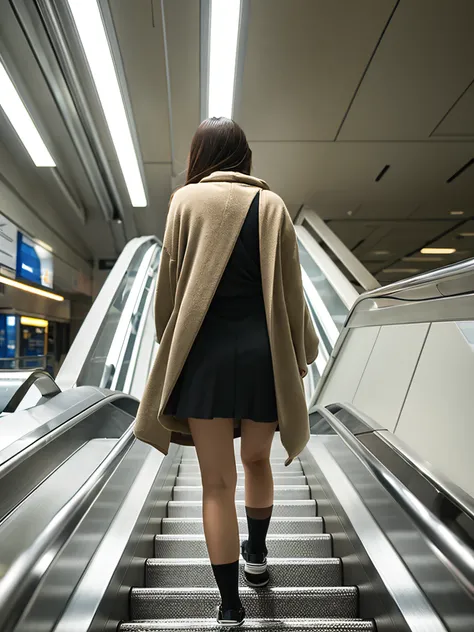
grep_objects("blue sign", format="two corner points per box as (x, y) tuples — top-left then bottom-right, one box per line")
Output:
(16, 233), (53, 288)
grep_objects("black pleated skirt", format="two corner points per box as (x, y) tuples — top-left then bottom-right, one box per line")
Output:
(164, 294), (278, 422)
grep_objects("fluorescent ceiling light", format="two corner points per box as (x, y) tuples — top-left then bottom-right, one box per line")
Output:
(208, 0), (242, 118)
(460, 233), (474, 237)
(450, 210), (464, 216)
(373, 250), (390, 256)
(21, 316), (48, 328)
(0, 61), (55, 167)
(0, 275), (64, 301)
(420, 248), (456, 255)
(66, 0), (147, 207)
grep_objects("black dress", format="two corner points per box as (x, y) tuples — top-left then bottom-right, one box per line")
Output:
(164, 193), (278, 423)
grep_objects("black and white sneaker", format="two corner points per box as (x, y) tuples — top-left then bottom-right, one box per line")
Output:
(216, 604), (245, 627)
(241, 539), (270, 587)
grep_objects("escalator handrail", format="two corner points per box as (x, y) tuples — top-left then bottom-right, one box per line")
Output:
(57, 236), (158, 391)
(314, 405), (474, 596)
(338, 402), (474, 523)
(0, 391), (135, 480)
(0, 425), (135, 632)
(2, 370), (60, 414)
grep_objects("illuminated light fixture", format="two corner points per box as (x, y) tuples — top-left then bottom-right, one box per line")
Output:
(373, 250), (390, 256)
(66, 0), (147, 207)
(0, 275), (64, 302)
(21, 316), (48, 328)
(384, 268), (420, 275)
(208, 0), (242, 118)
(460, 232), (474, 237)
(450, 210), (464, 216)
(0, 61), (55, 167)
(420, 248), (456, 255)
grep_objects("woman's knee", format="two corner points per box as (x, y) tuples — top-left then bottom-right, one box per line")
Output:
(201, 469), (237, 496)
(241, 450), (270, 471)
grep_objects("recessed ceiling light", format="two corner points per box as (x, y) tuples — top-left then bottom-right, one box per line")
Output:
(459, 233), (474, 237)
(0, 60), (55, 167)
(450, 210), (464, 216)
(384, 268), (420, 274)
(420, 248), (456, 255)
(373, 250), (390, 256)
(0, 275), (64, 301)
(66, 0), (147, 207)
(208, 0), (242, 118)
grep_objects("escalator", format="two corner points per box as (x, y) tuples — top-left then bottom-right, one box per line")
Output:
(0, 230), (473, 631)
(119, 444), (374, 631)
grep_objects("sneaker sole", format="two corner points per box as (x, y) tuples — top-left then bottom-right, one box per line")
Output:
(244, 560), (269, 588)
(217, 619), (245, 627)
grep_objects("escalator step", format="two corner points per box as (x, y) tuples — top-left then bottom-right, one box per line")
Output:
(130, 586), (359, 620)
(154, 534), (332, 558)
(146, 558), (341, 588)
(120, 620), (374, 631)
(174, 475), (308, 486)
(160, 517), (324, 535)
(167, 500), (317, 518)
(179, 463), (303, 475)
(173, 486), (311, 501)
(180, 458), (290, 465)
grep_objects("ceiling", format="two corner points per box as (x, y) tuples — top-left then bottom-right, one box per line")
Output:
(0, 0), (473, 286)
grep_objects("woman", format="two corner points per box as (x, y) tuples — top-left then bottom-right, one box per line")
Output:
(134, 118), (318, 627)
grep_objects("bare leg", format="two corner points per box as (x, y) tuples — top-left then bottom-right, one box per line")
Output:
(188, 417), (238, 564)
(241, 419), (278, 510)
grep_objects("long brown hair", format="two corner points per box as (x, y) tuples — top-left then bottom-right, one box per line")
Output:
(186, 117), (252, 185)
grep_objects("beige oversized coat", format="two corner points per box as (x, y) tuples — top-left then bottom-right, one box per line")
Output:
(134, 172), (318, 464)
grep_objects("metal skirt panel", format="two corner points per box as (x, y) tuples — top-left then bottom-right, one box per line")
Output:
(146, 558), (342, 588)
(130, 586), (358, 619)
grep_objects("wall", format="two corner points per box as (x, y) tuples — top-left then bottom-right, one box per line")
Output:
(320, 320), (474, 499)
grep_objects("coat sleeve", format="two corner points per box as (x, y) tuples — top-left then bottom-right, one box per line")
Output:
(154, 210), (177, 343)
(281, 211), (319, 372)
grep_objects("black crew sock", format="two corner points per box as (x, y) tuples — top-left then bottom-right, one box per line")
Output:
(246, 506), (273, 554)
(211, 560), (241, 611)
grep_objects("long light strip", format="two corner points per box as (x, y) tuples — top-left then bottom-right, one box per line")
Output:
(66, 0), (147, 207)
(420, 248), (456, 255)
(0, 275), (64, 302)
(21, 316), (49, 328)
(208, 0), (242, 119)
(0, 61), (55, 167)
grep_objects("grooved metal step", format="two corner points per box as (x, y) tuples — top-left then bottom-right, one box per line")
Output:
(160, 517), (324, 535)
(146, 558), (341, 588)
(173, 485), (311, 501)
(154, 535), (332, 558)
(167, 500), (317, 518)
(179, 463), (303, 475)
(180, 458), (290, 465)
(120, 620), (374, 631)
(174, 475), (308, 486)
(130, 587), (359, 620)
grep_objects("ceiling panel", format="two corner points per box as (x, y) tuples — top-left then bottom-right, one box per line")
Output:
(109, 0), (171, 163)
(239, 0), (397, 141)
(162, 0), (201, 177)
(432, 81), (474, 138)
(338, 0), (474, 140)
